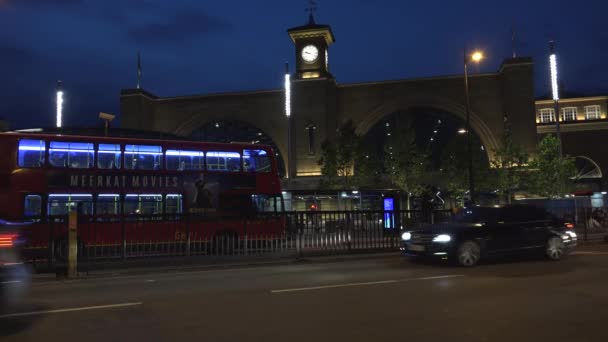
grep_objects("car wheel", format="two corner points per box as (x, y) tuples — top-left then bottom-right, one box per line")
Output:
(456, 240), (481, 267)
(546, 236), (565, 261)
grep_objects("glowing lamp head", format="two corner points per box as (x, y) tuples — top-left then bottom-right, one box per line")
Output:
(471, 51), (484, 63)
(56, 90), (64, 128)
(550, 54), (559, 101)
(284, 73), (291, 117)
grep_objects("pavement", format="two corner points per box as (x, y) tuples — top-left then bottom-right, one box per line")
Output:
(2, 245), (608, 341)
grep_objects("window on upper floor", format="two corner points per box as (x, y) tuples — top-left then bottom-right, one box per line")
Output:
(561, 107), (577, 122)
(166, 150), (205, 171)
(243, 149), (271, 173)
(18, 139), (45, 168)
(98, 144), (121, 169)
(585, 105), (601, 120)
(206, 152), (241, 172)
(539, 108), (555, 123)
(124, 145), (162, 170)
(49, 142), (94, 169)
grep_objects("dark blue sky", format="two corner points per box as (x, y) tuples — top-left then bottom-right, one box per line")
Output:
(1, 0), (606, 129)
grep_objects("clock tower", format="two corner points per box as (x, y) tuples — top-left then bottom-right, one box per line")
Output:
(287, 13), (335, 80)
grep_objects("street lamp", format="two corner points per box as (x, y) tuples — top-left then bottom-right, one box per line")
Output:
(549, 41), (562, 160)
(56, 80), (64, 128)
(284, 62), (293, 180)
(464, 49), (484, 204)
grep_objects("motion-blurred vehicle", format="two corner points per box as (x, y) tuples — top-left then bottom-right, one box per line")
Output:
(401, 205), (577, 267)
(0, 219), (31, 313)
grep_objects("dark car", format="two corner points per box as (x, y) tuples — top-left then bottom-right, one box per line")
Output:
(401, 205), (577, 267)
(0, 219), (31, 312)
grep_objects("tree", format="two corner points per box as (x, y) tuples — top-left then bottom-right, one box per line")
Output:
(383, 119), (431, 209)
(490, 129), (529, 204)
(439, 133), (492, 207)
(318, 120), (369, 189)
(528, 135), (575, 198)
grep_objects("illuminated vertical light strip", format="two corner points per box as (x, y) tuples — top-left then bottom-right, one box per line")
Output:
(284, 73), (291, 117)
(550, 53), (559, 101)
(56, 88), (64, 128)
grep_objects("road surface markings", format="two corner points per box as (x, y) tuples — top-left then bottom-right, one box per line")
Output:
(271, 274), (464, 294)
(0, 280), (21, 284)
(573, 251), (608, 255)
(0, 302), (143, 319)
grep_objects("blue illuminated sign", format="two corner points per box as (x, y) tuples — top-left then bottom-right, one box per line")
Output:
(384, 198), (394, 229)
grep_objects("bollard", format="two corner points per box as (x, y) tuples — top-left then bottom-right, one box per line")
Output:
(67, 209), (78, 278)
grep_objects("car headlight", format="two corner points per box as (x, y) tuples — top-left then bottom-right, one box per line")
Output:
(432, 234), (451, 243)
(401, 232), (412, 241)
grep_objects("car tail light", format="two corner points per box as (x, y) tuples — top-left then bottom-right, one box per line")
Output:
(0, 234), (18, 248)
(565, 222), (574, 229)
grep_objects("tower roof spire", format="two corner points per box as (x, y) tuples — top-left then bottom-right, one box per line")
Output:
(306, 0), (317, 25)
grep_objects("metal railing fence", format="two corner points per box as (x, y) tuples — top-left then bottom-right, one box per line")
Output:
(20, 209), (452, 270)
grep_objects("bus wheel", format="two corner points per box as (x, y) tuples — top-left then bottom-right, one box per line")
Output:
(213, 231), (237, 255)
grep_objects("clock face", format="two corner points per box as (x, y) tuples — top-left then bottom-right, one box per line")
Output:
(301, 45), (319, 63)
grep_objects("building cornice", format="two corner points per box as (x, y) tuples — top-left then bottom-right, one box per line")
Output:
(536, 96), (608, 105)
(337, 72), (499, 88)
(121, 88), (283, 102)
(537, 121), (608, 134)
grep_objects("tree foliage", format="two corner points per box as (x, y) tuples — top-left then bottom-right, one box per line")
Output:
(528, 135), (575, 198)
(318, 120), (369, 189)
(438, 133), (491, 206)
(383, 120), (430, 197)
(490, 128), (529, 203)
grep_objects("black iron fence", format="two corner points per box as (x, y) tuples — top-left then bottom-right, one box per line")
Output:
(19, 206), (608, 272)
(21, 210), (453, 271)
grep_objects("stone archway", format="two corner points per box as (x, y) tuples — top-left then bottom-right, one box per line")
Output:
(354, 93), (500, 162)
(173, 113), (288, 176)
(573, 156), (603, 180)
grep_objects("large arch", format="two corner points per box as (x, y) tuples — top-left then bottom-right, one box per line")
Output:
(573, 156), (603, 180)
(354, 93), (500, 161)
(172, 112), (288, 175)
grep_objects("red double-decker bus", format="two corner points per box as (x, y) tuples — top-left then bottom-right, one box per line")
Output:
(0, 132), (285, 252)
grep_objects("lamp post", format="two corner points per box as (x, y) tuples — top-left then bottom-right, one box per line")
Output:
(463, 49), (484, 204)
(549, 41), (562, 160)
(56, 80), (64, 128)
(284, 62), (293, 180)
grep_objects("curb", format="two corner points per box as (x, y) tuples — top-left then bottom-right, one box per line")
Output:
(31, 252), (401, 282)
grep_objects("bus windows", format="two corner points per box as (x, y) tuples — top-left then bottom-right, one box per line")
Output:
(243, 149), (271, 173)
(251, 194), (283, 213)
(49, 142), (94, 169)
(18, 139), (45, 167)
(24, 194), (42, 217)
(206, 152), (241, 172)
(47, 194), (94, 216)
(97, 194), (121, 215)
(98, 144), (121, 169)
(124, 194), (163, 215)
(165, 194), (183, 214)
(124, 145), (162, 170)
(166, 150), (204, 171)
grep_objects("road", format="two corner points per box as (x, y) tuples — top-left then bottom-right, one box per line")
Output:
(3, 247), (608, 342)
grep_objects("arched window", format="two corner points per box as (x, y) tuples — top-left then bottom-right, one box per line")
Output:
(306, 123), (317, 155)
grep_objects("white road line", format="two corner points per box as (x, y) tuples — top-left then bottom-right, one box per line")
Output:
(271, 274), (464, 294)
(0, 302), (143, 319)
(0, 280), (21, 284)
(573, 251), (608, 255)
